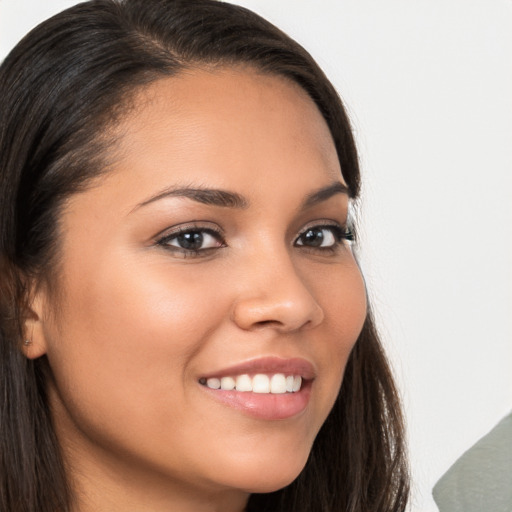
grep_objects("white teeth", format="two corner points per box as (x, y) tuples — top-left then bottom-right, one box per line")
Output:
(206, 378), (221, 390)
(270, 373), (287, 394)
(220, 376), (236, 390)
(204, 373), (303, 393)
(252, 374), (270, 393)
(235, 374), (252, 392)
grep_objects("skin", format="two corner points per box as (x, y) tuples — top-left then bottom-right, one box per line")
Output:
(25, 67), (367, 512)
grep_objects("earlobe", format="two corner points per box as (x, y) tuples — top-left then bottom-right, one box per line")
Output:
(21, 288), (49, 360)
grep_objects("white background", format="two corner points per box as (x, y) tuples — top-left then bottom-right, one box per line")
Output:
(1, 1), (511, 511)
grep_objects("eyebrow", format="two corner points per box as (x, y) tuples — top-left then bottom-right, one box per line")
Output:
(134, 186), (249, 211)
(301, 182), (349, 208)
(133, 181), (349, 212)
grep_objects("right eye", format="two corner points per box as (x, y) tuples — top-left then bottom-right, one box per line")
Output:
(157, 227), (225, 255)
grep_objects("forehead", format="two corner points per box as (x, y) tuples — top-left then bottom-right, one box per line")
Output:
(73, 66), (344, 218)
(113, 67), (341, 181)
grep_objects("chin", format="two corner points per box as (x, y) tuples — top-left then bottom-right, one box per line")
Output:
(216, 451), (310, 495)
(244, 472), (303, 494)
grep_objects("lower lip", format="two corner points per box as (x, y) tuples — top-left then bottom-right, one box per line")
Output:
(200, 381), (312, 420)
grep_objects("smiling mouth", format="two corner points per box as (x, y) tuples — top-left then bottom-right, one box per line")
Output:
(197, 357), (314, 420)
(199, 373), (303, 394)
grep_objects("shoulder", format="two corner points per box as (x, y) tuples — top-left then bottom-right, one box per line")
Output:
(433, 411), (512, 512)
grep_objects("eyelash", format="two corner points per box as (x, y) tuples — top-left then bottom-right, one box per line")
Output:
(295, 223), (355, 253)
(156, 222), (355, 258)
(156, 224), (225, 258)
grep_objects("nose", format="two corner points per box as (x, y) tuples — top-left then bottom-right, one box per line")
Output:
(231, 248), (324, 333)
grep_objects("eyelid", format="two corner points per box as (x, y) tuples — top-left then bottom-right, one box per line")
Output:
(154, 221), (225, 241)
(294, 219), (355, 250)
(296, 219), (351, 237)
(154, 222), (226, 254)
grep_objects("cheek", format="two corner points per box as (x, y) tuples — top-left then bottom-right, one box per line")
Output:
(313, 258), (367, 344)
(43, 257), (238, 479)
(44, 257), (228, 422)
(309, 260), (367, 401)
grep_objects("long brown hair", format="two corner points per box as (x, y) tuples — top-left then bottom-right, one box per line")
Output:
(0, 1), (409, 510)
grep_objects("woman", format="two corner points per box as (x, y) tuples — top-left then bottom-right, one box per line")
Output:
(0, 1), (409, 511)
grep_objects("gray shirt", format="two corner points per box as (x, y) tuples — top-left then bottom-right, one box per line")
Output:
(433, 411), (512, 512)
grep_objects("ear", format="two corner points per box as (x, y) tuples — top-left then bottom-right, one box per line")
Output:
(21, 284), (49, 360)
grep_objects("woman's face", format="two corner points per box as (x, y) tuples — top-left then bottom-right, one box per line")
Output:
(31, 68), (367, 509)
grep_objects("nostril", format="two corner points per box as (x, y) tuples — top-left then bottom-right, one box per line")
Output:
(254, 319), (282, 328)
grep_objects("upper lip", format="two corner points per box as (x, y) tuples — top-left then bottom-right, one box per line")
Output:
(199, 356), (316, 380)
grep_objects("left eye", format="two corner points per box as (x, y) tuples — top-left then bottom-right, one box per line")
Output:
(295, 226), (345, 248)
(161, 230), (222, 251)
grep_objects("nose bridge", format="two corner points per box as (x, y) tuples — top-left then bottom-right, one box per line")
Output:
(231, 242), (324, 332)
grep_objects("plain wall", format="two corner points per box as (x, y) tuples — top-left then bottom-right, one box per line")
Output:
(1, 1), (511, 511)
